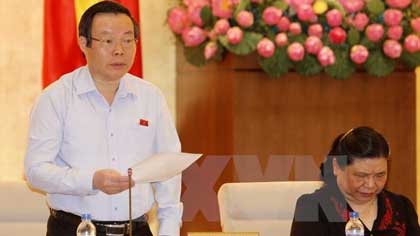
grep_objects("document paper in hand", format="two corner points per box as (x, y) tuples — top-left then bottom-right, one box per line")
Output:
(131, 152), (203, 183)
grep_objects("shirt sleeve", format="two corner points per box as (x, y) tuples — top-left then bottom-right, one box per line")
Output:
(24, 90), (96, 196)
(151, 90), (183, 236)
(402, 196), (420, 236)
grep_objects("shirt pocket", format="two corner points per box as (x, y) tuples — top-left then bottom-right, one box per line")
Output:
(122, 120), (156, 165)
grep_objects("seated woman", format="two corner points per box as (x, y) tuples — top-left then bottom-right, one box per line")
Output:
(290, 126), (420, 236)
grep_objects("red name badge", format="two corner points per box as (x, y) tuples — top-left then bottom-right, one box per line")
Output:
(139, 119), (149, 127)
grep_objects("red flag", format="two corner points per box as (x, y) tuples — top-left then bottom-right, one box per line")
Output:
(42, 0), (143, 88)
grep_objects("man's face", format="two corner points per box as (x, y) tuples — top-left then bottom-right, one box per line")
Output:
(79, 13), (136, 81)
(334, 157), (388, 204)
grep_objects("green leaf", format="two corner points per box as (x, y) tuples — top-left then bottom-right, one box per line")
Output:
(295, 55), (323, 76)
(364, 50), (395, 77)
(234, 0), (251, 17)
(360, 37), (378, 50)
(401, 51), (420, 69)
(258, 47), (292, 77)
(347, 27), (360, 45)
(184, 43), (207, 67)
(200, 6), (213, 28)
(219, 32), (263, 55)
(325, 47), (355, 79)
(366, 0), (385, 16)
(272, 0), (289, 11)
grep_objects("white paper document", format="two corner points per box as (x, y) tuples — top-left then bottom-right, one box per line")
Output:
(131, 152), (203, 183)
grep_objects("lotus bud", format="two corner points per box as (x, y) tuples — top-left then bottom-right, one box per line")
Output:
(288, 42), (305, 61)
(352, 13), (369, 31)
(277, 17), (291, 32)
(385, 0), (411, 9)
(236, 10), (254, 28)
(168, 7), (190, 34)
(204, 41), (218, 59)
(262, 7), (283, 25)
(404, 34), (420, 53)
(350, 45), (369, 64)
(329, 27), (347, 44)
(339, 0), (364, 13)
(182, 26), (207, 47)
(308, 24), (323, 38)
(365, 24), (384, 42)
(289, 22), (302, 35)
(387, 26), (403, 40)
(305, 36), (323, 54)
(257, 38), (276, 58)
(297, 4), (316, 22)
(214, 19), (230, 35)
(317, 46), (335, 66)
(226, 26), (243, 45)
(383, 9), (403, 26)
(275, 33), (289, 47)
(326, 9), (342, 27)
(383, 39), (402, 58)
(411, 18), (420, 33)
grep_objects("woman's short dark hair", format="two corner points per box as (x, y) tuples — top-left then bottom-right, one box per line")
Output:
(78, 0), (139, 47)
(320, 126), (390, 183)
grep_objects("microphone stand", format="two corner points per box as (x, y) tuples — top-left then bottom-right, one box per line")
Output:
(128, 168), (133, 236)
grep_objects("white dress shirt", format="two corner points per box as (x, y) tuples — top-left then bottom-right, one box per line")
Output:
(24, 66), (182, 236)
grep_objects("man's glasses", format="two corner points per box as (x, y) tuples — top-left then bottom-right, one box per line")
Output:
(91, 36), (137, 50)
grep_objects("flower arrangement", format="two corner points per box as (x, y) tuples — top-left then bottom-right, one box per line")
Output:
(167, 0), (420, 79)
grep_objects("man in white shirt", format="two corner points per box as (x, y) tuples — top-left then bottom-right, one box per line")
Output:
(24, 1), (182, 236)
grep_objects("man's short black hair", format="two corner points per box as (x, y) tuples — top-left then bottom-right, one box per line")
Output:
(78, 0), (139, 47)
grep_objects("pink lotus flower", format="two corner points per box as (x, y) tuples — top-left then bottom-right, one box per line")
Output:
(385, 0), (412, 9)
(183, 0), (210, 7)
(297, 4), (316, 22)
(288, 42), (305, 61)
(257, 38), (276, 58)
(204, 41), (218, 59)
(329, 27), (347, 44)
(262, 7), (283, 25)
(226, 26), (243, 44)
(289, 22), (302, 35)
(317, 46), (335, 66)
(383, 39), (402, 58)
(365, 24), (384, 42)
(289, 0), (314, 11)
(275, 33), (289, 47)
(305, 36), (323, 54)
(351, 13), (369, 31)
(168, 7), (190, 34)
(182, 26), (207, 47)
(410, 18), (420, 32)
(212, 0), (233, 18)
(383, 9), (403, 26)
(404, 34), (420, 53)
(326, 9), (343, 27)
(277, 17), (290, 32)
(340, 0), (364, 13)
(214, 19), (230, 35)
(308, 24), (323, 38)
(188, 6), (204, 26)
(350, 45), (369, 64)
(387, 26), (403, 40)
(236, 10), (254, 28)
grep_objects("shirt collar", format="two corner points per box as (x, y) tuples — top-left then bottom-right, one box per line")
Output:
(75, 66), (136, 98)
